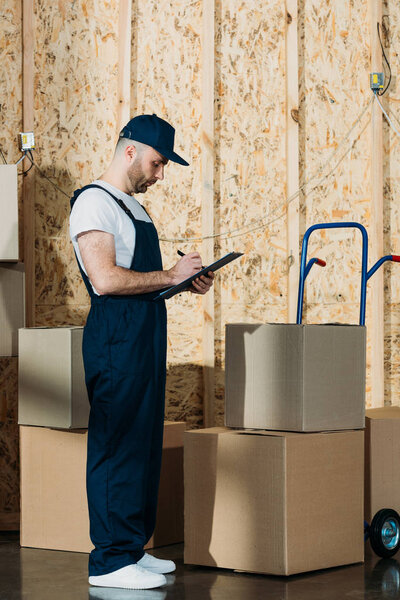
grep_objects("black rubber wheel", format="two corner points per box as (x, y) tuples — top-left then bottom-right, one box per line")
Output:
(370, 509), (400, 558)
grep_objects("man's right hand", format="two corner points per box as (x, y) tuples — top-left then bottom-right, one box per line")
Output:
(168, 252), (202, 285)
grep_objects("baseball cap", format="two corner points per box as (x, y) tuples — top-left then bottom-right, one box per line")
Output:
(119, 114), (189, 166)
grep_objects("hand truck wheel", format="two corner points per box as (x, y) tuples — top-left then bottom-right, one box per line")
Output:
(369, 509), (400, 558)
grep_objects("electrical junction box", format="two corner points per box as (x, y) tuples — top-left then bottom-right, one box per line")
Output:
(0, 165), (19, 261)
(18, 132), (35, 151)
(370, 72), (384, 92)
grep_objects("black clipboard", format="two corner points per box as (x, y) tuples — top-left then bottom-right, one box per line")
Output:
(153, 252), (243, 301)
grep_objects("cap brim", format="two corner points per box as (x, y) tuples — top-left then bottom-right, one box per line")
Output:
(153, 146), (189, 166)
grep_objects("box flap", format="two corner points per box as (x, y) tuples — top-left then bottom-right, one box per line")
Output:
(185, 427), (230, 436)
(366, 406), (400, 420)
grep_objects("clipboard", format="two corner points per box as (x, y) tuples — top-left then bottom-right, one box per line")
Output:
(153, 252), (243, 300)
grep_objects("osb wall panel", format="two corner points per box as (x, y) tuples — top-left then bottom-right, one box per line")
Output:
(34, 0), (120, 327)
(298, 0), (375, 405)
(382, 1), (400, 406)
(213, 0), (287, 424)
(26, 0), (400, 428)
(0, 358), (19, 529)
(132, 0), (204, 427)
(0, 0), (23, 257)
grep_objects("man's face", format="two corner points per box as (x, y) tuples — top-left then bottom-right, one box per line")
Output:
(127, 146), (168, 194)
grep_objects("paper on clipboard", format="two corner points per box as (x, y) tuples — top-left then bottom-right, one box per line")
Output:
(153, 252), (243, 300)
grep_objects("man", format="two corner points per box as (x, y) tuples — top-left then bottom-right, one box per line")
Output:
(69, 114), (214, 590)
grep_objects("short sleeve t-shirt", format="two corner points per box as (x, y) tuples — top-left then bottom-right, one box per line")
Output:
(69, 180), (152, 295)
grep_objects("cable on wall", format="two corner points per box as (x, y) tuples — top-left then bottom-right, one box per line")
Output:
(0, 95), (376, 243)
(377, 22), (392, 96)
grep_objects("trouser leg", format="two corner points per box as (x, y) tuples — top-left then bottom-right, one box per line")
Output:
(84, 302), (167, 577)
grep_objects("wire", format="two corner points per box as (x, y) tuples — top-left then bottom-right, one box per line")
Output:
(159, 96), (374, 242)
(25, 152), (70, 198)
(0, 149), (7, 164)
(386, 103), (400, 130)
(218, 115), (371, 243)
(0, 95), (375, 244)
(374, 92), (400, 138)
(16, 150), (34, 176)
(377, 22), (391, 96)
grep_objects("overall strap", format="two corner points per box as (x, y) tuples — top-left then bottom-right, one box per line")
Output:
(70, 183), (139, 223)
(70, 183), (157, 300)
(70, 184), (130, 299)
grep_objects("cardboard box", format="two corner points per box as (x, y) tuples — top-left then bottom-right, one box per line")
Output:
(0, 165), (19, 261)
(365, 407), (400, 524)
(0, 264), (24, 356)
(20, 421), (185, 552)
(225, 323), (366, 431)
(18, 327), (89, 429)
(184, 427), (364, 575)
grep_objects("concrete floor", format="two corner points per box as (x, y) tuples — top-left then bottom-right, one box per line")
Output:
(0, 532), (399, 600)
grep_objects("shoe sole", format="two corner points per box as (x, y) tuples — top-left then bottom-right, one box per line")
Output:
(89, 578), (166, 590)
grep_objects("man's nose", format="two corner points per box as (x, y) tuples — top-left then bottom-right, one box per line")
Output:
(156, 166), (164, 180)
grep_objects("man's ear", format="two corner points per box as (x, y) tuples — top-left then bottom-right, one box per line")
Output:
(125, 144), (137, 163)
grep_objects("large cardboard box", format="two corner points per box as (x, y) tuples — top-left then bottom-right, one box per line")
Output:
(185, 427), (364, 575)
(0, 264), (24, 356)
(18, 327), (89, 429)
(225, 323), (366, 431)
(0, 165), (19, 261)
(365, 407), (400, 524)
(20, 421), (185, 552)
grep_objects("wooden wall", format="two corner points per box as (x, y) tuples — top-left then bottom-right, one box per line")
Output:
(33, 0), (119, 327)
(299, 0), (374, 398)
(383, 0), (400, 406)
(1, 0), (400, 523)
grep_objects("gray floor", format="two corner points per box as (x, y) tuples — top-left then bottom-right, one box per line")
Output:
(0, 532), (399, 600)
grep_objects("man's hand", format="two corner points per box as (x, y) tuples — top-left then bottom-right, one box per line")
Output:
(188, 271), (215, 295)
(168, 252), (202, 285)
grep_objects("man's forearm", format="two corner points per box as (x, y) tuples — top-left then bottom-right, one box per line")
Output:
(77, 230), (203, 295)
(95, 265), (175, 295)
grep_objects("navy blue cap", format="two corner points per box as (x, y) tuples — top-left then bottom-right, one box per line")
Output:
(119, 114), (189, 166)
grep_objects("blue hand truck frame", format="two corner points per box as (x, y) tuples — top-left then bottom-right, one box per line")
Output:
(296, 221), (400, 558)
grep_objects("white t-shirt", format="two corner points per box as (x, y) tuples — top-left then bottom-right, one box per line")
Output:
(69, 180), (152, 295)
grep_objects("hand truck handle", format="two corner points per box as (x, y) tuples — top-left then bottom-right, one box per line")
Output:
(296, 222), (368, 326)
(366, 255), (400, 281)
(304, 257), (326, 280)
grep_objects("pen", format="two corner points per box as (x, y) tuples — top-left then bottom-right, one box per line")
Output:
(177, 250), (207, 271)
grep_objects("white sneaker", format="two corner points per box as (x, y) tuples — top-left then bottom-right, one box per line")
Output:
(137, 553), (176, 574)
(88, 564), (166, 590)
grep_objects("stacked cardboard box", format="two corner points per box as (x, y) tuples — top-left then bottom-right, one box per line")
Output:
(184, 322), (366, 576)
(224, 323), (366, 432)
(20, 421), (185, 552)
(0, 166), (19, 262)
(18, 327), (89, 429)
(364, 407), (400, 525)
(0, 167), (23, 529)
(18, 327), (185, 551)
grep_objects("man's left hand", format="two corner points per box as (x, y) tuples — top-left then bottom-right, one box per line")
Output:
(189, 271), (215, 295)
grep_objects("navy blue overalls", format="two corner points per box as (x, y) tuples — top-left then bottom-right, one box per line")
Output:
(70, 184), (167, 577)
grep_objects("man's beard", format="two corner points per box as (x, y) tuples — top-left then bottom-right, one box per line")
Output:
(127, 159), (148, 194)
